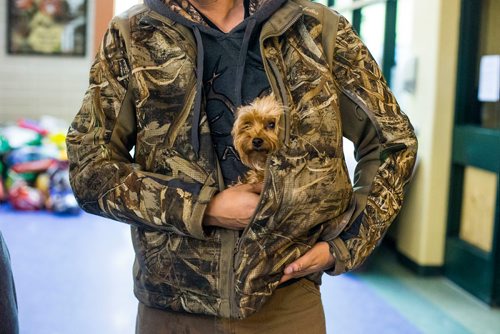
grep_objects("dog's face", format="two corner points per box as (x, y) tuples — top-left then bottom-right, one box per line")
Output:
(232, 95), (282, 171)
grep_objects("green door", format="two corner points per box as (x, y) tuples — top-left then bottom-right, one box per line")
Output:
(445, 0), (500, 306)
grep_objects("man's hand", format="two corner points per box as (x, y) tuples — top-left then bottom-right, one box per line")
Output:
(279, 242), (335, 284)
(203, 183), (263, 230)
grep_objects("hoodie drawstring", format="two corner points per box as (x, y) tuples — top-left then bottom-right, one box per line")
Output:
(192, 26), (205, 157)
(191, 18), (257, 157)
(234, 18), (257, 107)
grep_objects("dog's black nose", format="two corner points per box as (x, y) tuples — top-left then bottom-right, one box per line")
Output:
(252, 138), (263, 148)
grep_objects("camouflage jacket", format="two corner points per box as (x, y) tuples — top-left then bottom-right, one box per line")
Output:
(67, 0), (417, 319)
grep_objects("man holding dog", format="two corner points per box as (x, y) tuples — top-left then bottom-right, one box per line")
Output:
(67, 0), (417, 332)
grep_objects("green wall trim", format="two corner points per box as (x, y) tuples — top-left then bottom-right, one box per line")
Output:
(446, 0), (500, 305)
(351, 8), (361, 34)
(454, 0), (482, 125)
(445, 237), (498, 306)
(446, 165), (465, 236)
(447, 124), (500, 307)
(491, 170), (500, 307)
(452, 125), (500, 172)
(382, 0), (397, 86)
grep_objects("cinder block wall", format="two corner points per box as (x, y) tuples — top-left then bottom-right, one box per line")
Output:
(0, 0), (96, 123)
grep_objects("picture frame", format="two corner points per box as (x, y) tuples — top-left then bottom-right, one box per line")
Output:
(7, 0), (88, 56)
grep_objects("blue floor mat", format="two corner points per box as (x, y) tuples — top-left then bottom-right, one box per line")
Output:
(323, 273), (421, 334)
(0, 206), (421, 334)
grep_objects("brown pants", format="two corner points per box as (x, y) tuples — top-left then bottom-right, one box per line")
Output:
(136, 278), (326, 334)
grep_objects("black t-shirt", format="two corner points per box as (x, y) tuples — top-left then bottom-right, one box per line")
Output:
(200, 6), (271, 186)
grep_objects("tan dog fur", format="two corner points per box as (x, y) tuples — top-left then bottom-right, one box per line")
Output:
(232, 94), (283, 184)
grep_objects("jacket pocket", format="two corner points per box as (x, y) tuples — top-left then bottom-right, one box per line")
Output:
(132, 228), (221, 298)
(320, 195), (356, 241)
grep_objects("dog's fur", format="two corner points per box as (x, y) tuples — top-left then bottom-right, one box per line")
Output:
(232, 94), (283, 184)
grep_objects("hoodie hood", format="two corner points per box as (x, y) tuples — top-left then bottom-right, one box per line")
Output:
(144, 0), (288, 157)
(145, 0), (285, 30)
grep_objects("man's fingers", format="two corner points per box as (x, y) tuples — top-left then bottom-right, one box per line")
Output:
(279, 242), (335, 285)
(279, 274), (293, 284)
(284, 251), (313, 275)
(284, 262), (301, 275)
(279, 267), (316, 284)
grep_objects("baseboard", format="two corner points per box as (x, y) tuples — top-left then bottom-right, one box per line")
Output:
(380, 237), (443, 276)
(396, 251), (443, 276)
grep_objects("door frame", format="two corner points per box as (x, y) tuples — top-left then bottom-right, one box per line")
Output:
(445, 0), (500, 306)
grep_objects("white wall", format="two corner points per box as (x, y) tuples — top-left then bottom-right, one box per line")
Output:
(0, 0), (95, 123)
(395, 0), (461, 266)
(115, 0), (143, 15)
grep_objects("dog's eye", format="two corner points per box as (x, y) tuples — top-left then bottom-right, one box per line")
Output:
(267, 122), (275, 129)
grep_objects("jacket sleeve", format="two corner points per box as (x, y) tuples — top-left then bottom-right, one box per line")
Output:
(66, 19), (216, 239)
(320, 14), (418, 275)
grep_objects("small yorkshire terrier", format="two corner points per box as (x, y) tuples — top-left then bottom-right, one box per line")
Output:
(232, 94), (283, 184)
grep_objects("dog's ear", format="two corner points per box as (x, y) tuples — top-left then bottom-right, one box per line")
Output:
(265, 95), (283, 120)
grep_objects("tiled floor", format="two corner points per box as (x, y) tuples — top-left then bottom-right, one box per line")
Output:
(0, 208), (137, 334)
(355, 247), (500, 334)
(1, 206), (499, 334)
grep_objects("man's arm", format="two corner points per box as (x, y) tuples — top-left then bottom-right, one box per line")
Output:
(321, 14), (418, 275)
(280, 13), (417, 281)
(67, 18), (217, 239)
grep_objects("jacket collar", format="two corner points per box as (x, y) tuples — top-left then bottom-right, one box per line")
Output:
(260, 0), (303, 40)
(142, 0), (306, 40)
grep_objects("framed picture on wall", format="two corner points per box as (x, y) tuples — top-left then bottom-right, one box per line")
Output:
(7, 0), (88, 56)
